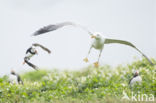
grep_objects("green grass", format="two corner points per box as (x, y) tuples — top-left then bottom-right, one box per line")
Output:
(0, 58), (156, 103)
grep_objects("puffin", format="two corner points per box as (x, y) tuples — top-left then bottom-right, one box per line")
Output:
(129, 70), (142, 87)
(32, 21), (154, 67)
(23, 43), (51, 70)
(9, 70), (23, 85)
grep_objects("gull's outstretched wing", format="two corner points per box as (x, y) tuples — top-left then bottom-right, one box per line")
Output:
(32, 43), (51, 54)
(104, 38), (154, 65)
(32, 21), (92, 36)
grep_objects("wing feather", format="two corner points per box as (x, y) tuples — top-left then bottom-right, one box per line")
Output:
(32, 43), (51, 54)
(104, 38), (154, 65)
(32, 22), (92, 36)
(25, 60), (38, 71)
(33, 22), (75, 36)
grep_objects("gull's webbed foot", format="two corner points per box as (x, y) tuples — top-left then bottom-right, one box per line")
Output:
(94, 62), (99, 67)
(83, 57), (89, 63)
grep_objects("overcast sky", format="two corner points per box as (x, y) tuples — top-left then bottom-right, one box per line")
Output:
(0, 0), (155, 76)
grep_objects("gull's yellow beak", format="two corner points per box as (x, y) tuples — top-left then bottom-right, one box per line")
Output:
(91, 35), (96, 38)
(83, 58), (89, 63)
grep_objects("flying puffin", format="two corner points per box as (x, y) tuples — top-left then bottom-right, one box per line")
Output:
(129, 70), (142, 87)
(32, 21), (154, 67)
(9, 70), (23, 85)
(23, 43), (51, 70)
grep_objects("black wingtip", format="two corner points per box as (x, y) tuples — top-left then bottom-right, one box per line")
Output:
(33, 66), (39, 71)
(34, 68), (39, 71)
(30, 33), (37, 36)
(31, 32), (38, 36)
(48, 51), (51, 54)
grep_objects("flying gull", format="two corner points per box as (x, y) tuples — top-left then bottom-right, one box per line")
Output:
(32, 22), (154, 67)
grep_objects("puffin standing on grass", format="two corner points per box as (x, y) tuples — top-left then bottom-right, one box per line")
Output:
(9, 70), (23, 85)
(23, 43), (51, 70)
(129, 70), (142, 87)
(32, 21), (154, 67)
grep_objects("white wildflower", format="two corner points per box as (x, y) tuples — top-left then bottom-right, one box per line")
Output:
(81, 77), (86, 83)
(121, 83), (126, 87)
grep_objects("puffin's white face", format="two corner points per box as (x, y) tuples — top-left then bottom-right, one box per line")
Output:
(133, 70), (139, 76)
(31, 46), (38, 54)
(11, 70), (15, 75)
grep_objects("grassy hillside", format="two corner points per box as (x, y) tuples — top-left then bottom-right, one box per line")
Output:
(0, 58), (156, 103)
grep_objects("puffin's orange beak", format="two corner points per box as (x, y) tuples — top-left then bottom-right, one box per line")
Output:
(23, 61), (25, 65)
(35, 50), (38, 54)
(135, 72), (139, 75)
(91, 35), (96, 38)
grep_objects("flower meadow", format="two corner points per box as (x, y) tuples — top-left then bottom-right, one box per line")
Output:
(0, 58), (155, 103)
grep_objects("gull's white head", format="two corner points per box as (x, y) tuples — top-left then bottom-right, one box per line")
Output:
(91, 32), (102, 39)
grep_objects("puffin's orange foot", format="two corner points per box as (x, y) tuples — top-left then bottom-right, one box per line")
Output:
(83, 58), (89, 63)
(94, 62), (99, 67)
